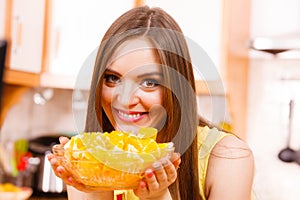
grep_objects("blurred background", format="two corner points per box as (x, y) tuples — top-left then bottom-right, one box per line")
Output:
(0, 0), (300, 199)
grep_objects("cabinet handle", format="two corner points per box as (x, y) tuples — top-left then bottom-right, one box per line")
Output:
(12, 16), (23, 54)
(54, 29), (60, 58)
(17, 22), (23, 47)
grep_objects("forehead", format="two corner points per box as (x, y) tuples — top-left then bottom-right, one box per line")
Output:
(108, 37), (161, 73)
(114, 37), (155, 56)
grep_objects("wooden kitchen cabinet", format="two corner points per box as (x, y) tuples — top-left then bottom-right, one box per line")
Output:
(2, 0), (45, 87)
(3, 0), (133, 88)
(220, 0), (251, 139)
(0, 0), (7, 38)
(4, 0), (224, 90)
(45, 0), (132, 77)
(42, 0), (132, 88)
(8, 0), (46, 73)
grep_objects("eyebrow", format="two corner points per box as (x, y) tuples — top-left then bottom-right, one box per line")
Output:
(137, 72), (163, 78)
(104, 68), (122, 77)
(105, 68), (163, 78)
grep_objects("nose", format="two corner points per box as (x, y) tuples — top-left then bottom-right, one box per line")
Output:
(115, 80), (140, 107)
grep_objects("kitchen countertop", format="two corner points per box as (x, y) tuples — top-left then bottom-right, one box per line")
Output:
(30, 198), (67, 200)
(29, 192), (68, 200)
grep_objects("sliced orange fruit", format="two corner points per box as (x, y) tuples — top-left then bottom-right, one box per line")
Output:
(61, 128), (174, 189)
(77, 130), (173, 172)
(0, 183), (22, 192)
(136, 127), (158, 139)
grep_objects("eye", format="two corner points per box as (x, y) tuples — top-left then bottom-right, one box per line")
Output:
(104, 74), (120, 85)
(141, 79), (159, 88)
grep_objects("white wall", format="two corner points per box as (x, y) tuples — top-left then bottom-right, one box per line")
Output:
(0, 89), (76, 143)
(250, 0), (300, 37)
(247, 59), (300, 200)
(146, 0), (223, 80)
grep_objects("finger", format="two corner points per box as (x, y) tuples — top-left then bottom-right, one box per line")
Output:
(170, 152), (181, 169)
(152, 162), (168, 186)
(64, 177), (89, 192)
(52, 166), (89, 192)
(47, 153), (54, 160)
(133, 181), (148, 198)
(48, 154), (57, 164)
(48, 155), (60, 175)
(48, 155), (70, 183)
(162, 158), (177, 183)
(170, 152), (180, 162)
(173, 157), (181, 169)
(56, 166), (72, 182)
(47, 154), (93, 192)
(48, 154), (61, 170)
(145, 169), (159, 192)
(59, 136), (69, 145)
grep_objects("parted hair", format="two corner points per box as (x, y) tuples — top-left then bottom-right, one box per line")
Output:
(85, 6), (202, 200)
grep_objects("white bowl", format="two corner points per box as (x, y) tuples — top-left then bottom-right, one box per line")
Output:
(0, 187), (33, 200)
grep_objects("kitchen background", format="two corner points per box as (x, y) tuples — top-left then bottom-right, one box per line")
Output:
(0, 0), (300, 199)
(248, 0), (300, 199)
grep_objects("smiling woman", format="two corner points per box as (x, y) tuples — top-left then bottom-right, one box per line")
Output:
(48, 5), (254, 200)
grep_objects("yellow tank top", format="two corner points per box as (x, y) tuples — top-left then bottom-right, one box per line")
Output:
(197, 126), (231, 199)
(113, 126), (232, 200)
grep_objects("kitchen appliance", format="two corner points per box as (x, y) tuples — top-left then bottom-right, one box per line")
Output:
(278, 99), (300, 165)
(0, 40), (7, 111)
(28, 135), (67, 195)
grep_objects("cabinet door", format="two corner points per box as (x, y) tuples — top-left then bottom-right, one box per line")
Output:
(8, 0), (45, 73)
(0, 0), (6, 39)
(45, 0), (132, 78)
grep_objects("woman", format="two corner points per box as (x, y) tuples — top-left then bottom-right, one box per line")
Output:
(48, 6), (254, 200)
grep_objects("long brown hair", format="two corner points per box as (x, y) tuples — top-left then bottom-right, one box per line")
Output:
(85, 6), (201, 200)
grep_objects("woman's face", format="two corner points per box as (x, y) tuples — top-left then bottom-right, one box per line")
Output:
(101, 38), (166, 133)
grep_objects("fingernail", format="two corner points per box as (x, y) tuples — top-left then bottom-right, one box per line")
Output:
(50, 159), (56, 165)
(59, 136), (64, 143)
(47, 154), (52, 160)
(146, 169), (154, 178)
(140, 181), (146, 189)
(56, 166), (63, 173)
(161, 158), (168, 166)
(153, 162), (161, 170)
(67, 177), (73, 183)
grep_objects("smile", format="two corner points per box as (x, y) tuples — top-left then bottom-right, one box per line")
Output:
(115, 109), (146, 122)
(119, 111), (140, 118)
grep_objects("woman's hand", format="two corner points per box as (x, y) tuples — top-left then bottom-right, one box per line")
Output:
(133, 152), (181, 200)
(47, 136), (99, 192)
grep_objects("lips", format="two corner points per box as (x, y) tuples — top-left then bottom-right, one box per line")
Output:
(114, 108), (147, 122)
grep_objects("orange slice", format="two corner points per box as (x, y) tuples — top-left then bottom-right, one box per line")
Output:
(59, 128), (175, 189)
(64, 128), (173, 173)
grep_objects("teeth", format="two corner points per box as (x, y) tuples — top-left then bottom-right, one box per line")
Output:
(118, 111), (141, 119)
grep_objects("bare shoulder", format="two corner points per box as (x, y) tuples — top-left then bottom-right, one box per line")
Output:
(205, 135), (255, 199)
(211, 134), (253, 159)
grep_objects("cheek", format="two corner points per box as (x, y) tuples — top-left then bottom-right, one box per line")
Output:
(143, 89), (164, 108)
(101, 86), (114, 109)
